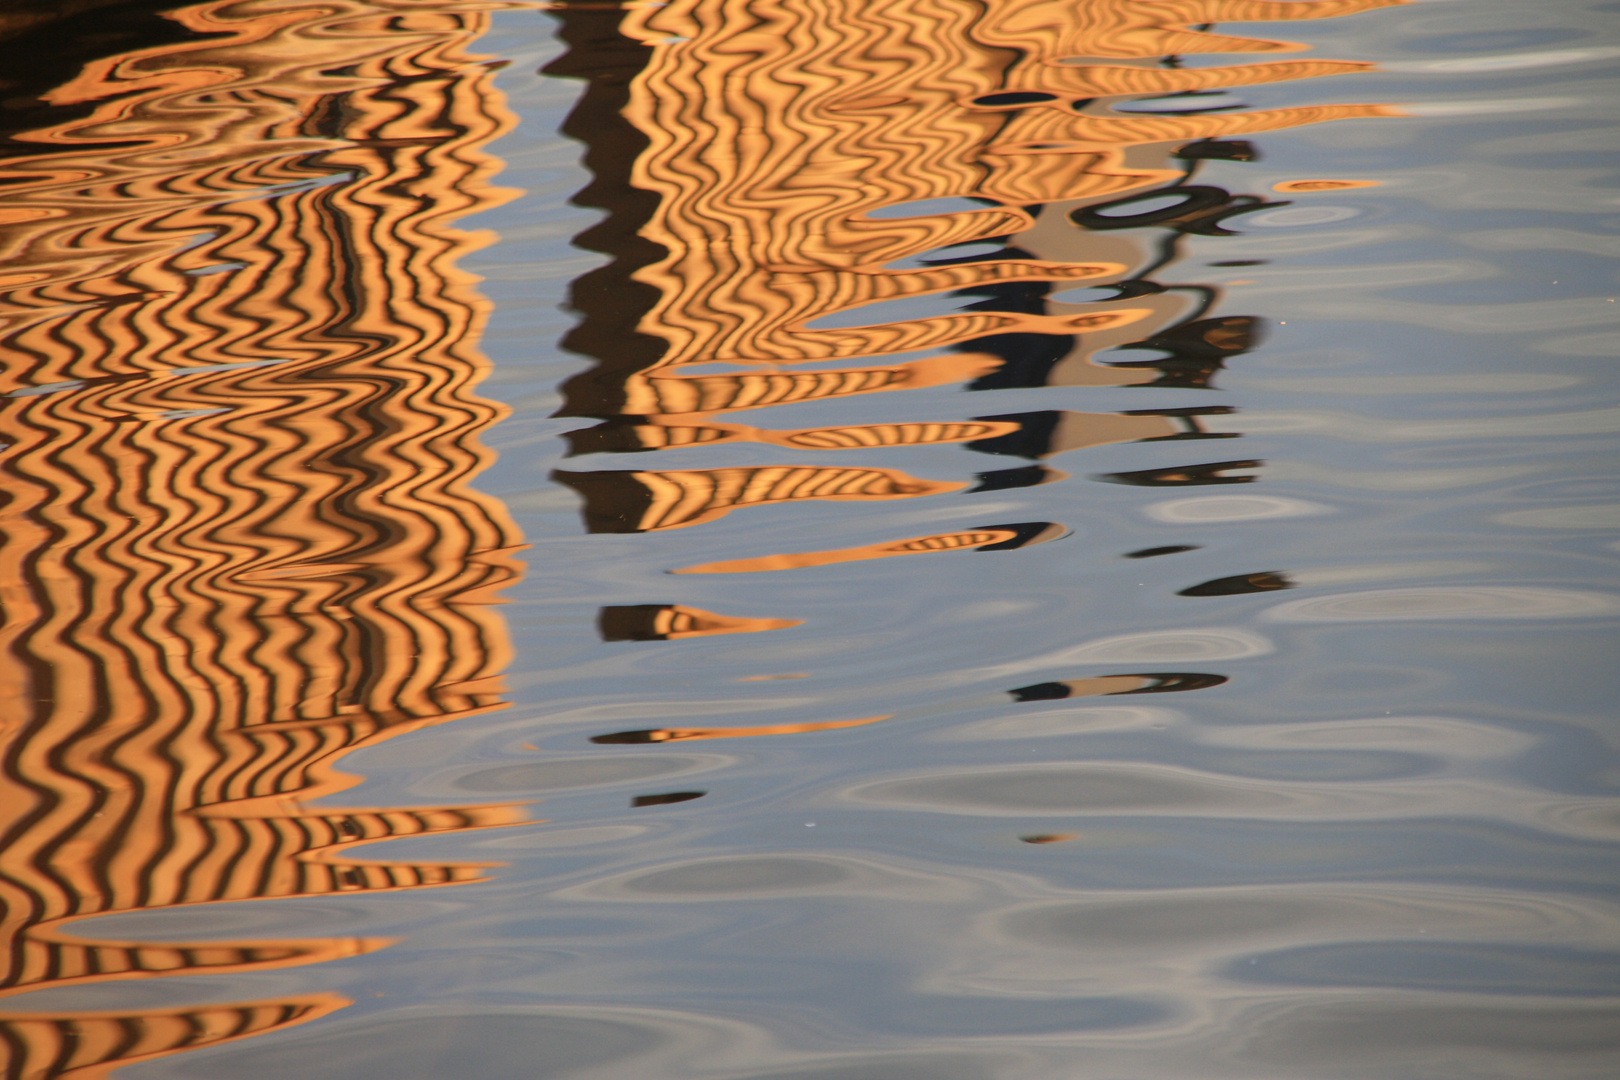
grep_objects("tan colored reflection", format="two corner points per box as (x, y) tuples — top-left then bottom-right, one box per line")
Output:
(553, 465), (967, 533)
(673, 523), (1065, 575)
(591, 716), (890, 744)
(579, 405), (1225, 458)
(0, 995), (348, 1080)
(1042, 411), (1198, 452)
(0, 2), (525, 1075)
(1029, 676), (1168, 697)
(970, 0), (1407, 59)
(569, 417), (1021, 455)
(1007, 672), (1229, 700)
(598, 605), (802, 641)
(605, 0), (1401, 368)
(601, 353), (1003, 419)
(1274, 178), (1383, 192)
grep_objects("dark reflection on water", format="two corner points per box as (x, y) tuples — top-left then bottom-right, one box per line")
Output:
(4, 0), (1620, 1077)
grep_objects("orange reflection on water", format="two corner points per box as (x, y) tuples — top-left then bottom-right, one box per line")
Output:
(567, 416), (1021, 455)
(597, 605), (803, 641)
(591, 716), (890, 744)
(672, 523), (1067, 575)
(1273, 178), (1384, 192)
(0, 2), (528, 1074)
(553, 465), (967, 533)
(0, 996), (351, 1080)
(572, 352), (1003, 420)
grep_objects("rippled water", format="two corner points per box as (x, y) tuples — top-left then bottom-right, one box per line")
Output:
(2, 1), (1619, 1077)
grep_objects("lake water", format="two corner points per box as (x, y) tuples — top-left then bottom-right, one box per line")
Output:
(2, 1), (1618, 1078)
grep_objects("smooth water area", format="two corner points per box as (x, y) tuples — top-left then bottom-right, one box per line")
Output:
(1, 1), (1618, 1078)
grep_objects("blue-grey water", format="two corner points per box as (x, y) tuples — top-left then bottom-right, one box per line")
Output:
(2, 1), (1618, 1078)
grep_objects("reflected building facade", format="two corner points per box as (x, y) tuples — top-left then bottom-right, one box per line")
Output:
(548, 0), (1402, 708)
(0, 2), (525, 1076)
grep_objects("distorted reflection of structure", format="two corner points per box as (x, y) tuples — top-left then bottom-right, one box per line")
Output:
(544, 0), (1400, 748)
(0, 3), (526, 1075)
(549, 0), (1401, 541)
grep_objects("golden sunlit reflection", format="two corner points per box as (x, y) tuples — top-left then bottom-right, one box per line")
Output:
(671, 523), (1067, 575)
(0, 2), (527, 1073)
(590, 716), (890, 744)
(1273, 178), (1383, 192)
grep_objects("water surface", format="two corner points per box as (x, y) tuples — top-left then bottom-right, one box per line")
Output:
(1, 1), (1618, 1078)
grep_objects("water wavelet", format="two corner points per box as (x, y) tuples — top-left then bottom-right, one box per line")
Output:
(1179, 571), (1296, 596)
(1008, 673), (1229, 700)
(845, 763), (1321, 817)
(1095, 459), (1264, 486)
(591, 716), (891, 745)
(1144, 494), (1331, 522)
(457, 758), (699, 798)
(966, 406), (1238, 458)
(1494, 504), (1620, 529)
(631, 791), (707, 808)
(581, 670), (1230, 756)
(1272, 178), (1383, 193)
(670, 523), (1067, 575)
(565, 404), (1242, 459)
(1178, 560), (1496, 597)
(596, 605), (803, 641)
(939, 704), (1185, 742)
(584, 668), (1237, 750)
(1263, 586), (1620, 622)
(563, 416), (1020, 456)
(552, 465), (968, 533)
(1229, 942), (1620, 997)
(995, 628), (1274, 672)
(559, 353), (1003, 420)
